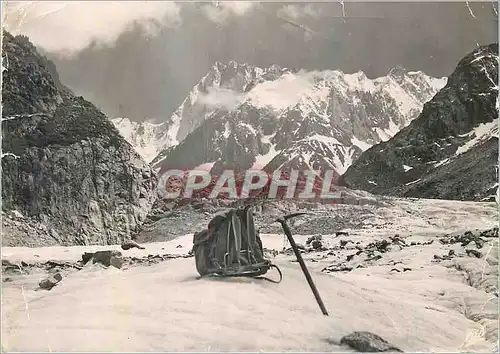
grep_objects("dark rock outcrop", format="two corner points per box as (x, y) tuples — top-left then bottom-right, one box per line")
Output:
(39, 272), (63, 290)
(340, 331), (403, 352)
(2, 31), (157, 246)
(340, 43), (499, 201)
(82, 250), (123, 269)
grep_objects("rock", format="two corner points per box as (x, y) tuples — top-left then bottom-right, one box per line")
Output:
(110, 255), (124, 269)
(366, 240), (390, 253)
(176, 244), (183, 248)
(480, 227), (498, 238)
(346, 254), (356, 262)
(336, 231), (349, 237)
(82, 250), (123, 269)
(306, 235), (322, 245)
(389, 235), (407, 246)
(387, 244), (402, 252)
(1, 32), (157, 247)
(340, 331), (403, 352)
(121, 240), (146, 250)
(311, 239), (323, 250)
(365, 255), (383, 262)
(322, 264), (353, 273)
(39, 272), (63, 290)
(340, 240), (351, 247)
(466, 249), (482, 258)
(305, 235), (323, 250)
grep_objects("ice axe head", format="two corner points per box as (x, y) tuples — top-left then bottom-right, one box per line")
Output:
(276, 212), (309, 224)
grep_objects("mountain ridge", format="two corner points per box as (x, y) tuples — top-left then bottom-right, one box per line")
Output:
(339, 43), (499, 202)
(112, 61), (446, 177)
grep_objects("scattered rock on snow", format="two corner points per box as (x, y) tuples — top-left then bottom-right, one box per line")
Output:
(465, 249), (482, 258)
(121, 240), (146, 250)
(82, 250), (123, 269)
(340, 239), (353, 248)
(39, 272), (63, 290)
(480, 227), (498, 238)
(340, 331), (403, 352)
(322, 264), (353, 273)
(440, 230), (486, 248)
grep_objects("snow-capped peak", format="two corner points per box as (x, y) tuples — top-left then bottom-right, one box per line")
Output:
(112, 61), (447, 172)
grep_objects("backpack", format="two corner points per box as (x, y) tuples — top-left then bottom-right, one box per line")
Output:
(192, 205), (282, 283)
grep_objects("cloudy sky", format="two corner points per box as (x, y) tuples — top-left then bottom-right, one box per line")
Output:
(3, 1), (498, 122)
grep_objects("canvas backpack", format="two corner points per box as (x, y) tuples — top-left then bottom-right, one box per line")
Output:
(192, 205), (282, 283)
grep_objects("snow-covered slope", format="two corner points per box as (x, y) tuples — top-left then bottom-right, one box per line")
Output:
(111, 118), (172, 163)
(150, 63), (446, 176)
(2, 198), (498, 352)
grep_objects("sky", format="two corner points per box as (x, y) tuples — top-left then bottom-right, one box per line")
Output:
(2, 1), (498, 122)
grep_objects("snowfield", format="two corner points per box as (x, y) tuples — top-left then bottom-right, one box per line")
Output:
(2, 198), (499, 352)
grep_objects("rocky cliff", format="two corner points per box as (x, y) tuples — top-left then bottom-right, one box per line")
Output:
(1, 32), (157, 246)
(340, 43), (499, 202)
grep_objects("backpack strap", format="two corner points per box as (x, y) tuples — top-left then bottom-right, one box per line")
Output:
(253, 264), (283, 284)
(231, 212), (242, 266)
(196, 263), (283, 284)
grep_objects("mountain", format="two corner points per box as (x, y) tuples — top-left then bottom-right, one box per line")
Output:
(141, 62), (446, 178)
(110, 118), (173, 163)
(111, 61), (281, 163)
(1, 32), (157, 246)
(339, 43), (499, 202)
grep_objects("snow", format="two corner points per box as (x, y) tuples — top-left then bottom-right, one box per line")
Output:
(246, 71), (332, 112)
(368, 180), (377, 185)
(194, 66), (444, 119)
(251, 134), (279, 169)
(350, 136), (371, 151)
(2, 198), (498, 351)
(405, 178), (421, 186)
(455, 119), (499, 156)
(305, 134), (341, 146)
(403, 165), (413, 172)
(111, 117), (174, 163)
(434, 158), (450, 168)
(223, 121), (231, 139)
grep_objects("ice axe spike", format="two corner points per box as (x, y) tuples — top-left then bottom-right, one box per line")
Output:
(276, 213), (329, 316)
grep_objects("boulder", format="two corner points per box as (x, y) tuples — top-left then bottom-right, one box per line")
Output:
(82, 250), (123, 269)
(340, 331), (403, 352)
(121, 240), (146, 250)
(39, 272), (63, 290)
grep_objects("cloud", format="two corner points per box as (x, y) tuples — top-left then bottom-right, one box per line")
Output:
(197, 87), (247, 111)
(201, 1), (258, 25)
(2, 1), (181, 52)
(197, 69), (338, 113)
(278, 4), (321, 20)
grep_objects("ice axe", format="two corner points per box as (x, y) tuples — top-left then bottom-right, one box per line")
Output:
(276, 212), (329, 316)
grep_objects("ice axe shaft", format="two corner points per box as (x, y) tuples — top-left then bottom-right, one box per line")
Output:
(277, 213), (329, 316)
